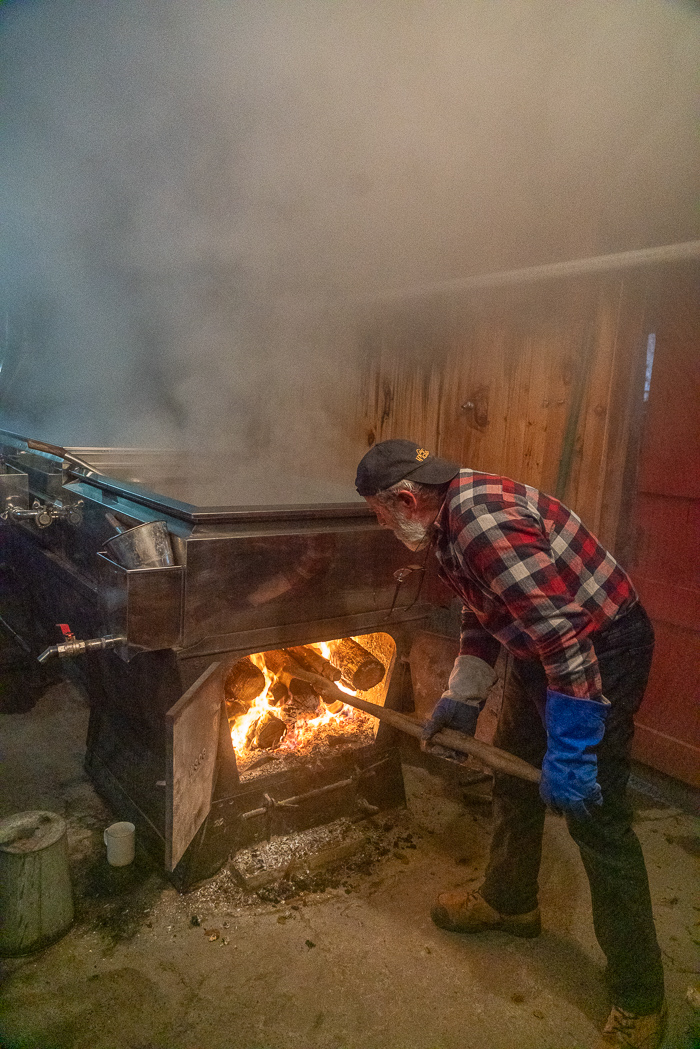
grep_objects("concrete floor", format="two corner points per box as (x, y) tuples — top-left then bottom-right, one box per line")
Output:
(0, 680), (698, 1049)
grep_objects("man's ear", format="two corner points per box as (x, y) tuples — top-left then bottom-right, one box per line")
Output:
(394, 489), (419, 512)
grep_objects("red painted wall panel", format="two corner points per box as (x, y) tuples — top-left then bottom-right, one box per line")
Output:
(630, 270), (700, 786)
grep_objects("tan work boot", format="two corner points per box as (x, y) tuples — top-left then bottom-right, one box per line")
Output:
(595, 1000), (668, 1048)
(431, 888), (541, 937)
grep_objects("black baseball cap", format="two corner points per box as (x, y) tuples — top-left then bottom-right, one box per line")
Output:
(355, 439), (460, 497)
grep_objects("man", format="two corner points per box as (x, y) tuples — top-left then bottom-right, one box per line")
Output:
(355, 438), (666, 1049)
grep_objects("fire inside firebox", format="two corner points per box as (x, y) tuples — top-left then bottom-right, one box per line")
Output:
(225, 633), (395, 780)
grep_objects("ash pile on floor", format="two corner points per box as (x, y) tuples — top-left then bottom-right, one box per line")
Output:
(232, 816), (370, 890)
(179, 811), (423, 913)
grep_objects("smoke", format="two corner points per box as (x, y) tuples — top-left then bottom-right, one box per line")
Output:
(1, 0), (698, 474)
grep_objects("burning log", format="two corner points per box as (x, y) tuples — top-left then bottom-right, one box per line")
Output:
(267, 679), (289, 707)
(320, 694), (344, 715)
(263, 649), (328, 715)
(328, 638), (386, 691)
(246, 712), (288, 750)
(282, 646), (343, 712)
(224, 657), (266, 719)
(288, 678), (323, 714)
(283, 646), (341, 682)
(262, 649), (297, 688)
(254, 713), (288, 750)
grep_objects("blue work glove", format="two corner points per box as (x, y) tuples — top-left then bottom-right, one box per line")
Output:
(423, 695), (481, 738)
(422, 655), (497, 741)
(540, 690), (610, 820)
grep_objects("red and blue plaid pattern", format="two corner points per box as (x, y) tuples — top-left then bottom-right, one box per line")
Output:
(433, 471), (638, 699)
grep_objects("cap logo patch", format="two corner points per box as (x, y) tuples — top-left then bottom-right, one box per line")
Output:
(415, 448), (430, 462)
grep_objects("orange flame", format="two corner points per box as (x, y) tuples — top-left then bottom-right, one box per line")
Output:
(229, 644), (353, 758)
(228, 652), (275, 752)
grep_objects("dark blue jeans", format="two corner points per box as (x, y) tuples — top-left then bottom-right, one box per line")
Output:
(480, 602), (665, 1014)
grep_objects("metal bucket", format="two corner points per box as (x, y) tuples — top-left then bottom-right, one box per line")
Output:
(104, 520), (174, 569)
(0, 811), (74, 955)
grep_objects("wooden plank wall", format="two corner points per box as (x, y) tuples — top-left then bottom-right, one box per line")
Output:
(354, 272), (652, 555)
(627, 266), (700, 785)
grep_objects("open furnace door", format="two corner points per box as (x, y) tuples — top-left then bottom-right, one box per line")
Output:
(165, 661), (223, 870)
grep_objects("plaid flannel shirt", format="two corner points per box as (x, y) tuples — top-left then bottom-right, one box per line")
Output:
(433, 470), (638, 699)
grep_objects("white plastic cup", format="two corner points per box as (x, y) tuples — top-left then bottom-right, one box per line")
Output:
(103, 822), (135, 867)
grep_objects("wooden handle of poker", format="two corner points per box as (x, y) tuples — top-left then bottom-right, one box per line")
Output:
(290, 665), (541, 784)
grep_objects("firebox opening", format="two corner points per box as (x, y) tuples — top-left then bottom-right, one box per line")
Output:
(224, 632), (396, 781)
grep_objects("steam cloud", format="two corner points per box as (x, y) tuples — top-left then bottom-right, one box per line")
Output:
(1, 0), (698, 484)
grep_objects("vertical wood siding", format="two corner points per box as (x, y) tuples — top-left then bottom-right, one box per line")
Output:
(354, 273), (652, 554)
(351, 262), (699, 785)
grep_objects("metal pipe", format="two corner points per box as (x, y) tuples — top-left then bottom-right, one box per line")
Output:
(240, 779), (352, 821)
(3, 502), (54, 528)
(361, 239), (700, 306)
(2, 500), (83, 528)
(37, 634), (126, 664)
(239, 755), (392, 820)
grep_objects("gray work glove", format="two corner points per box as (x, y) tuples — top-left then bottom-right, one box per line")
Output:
(422, 655), (498, 740)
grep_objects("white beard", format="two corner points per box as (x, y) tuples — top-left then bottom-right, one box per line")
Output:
(392, 512), (430, 551)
